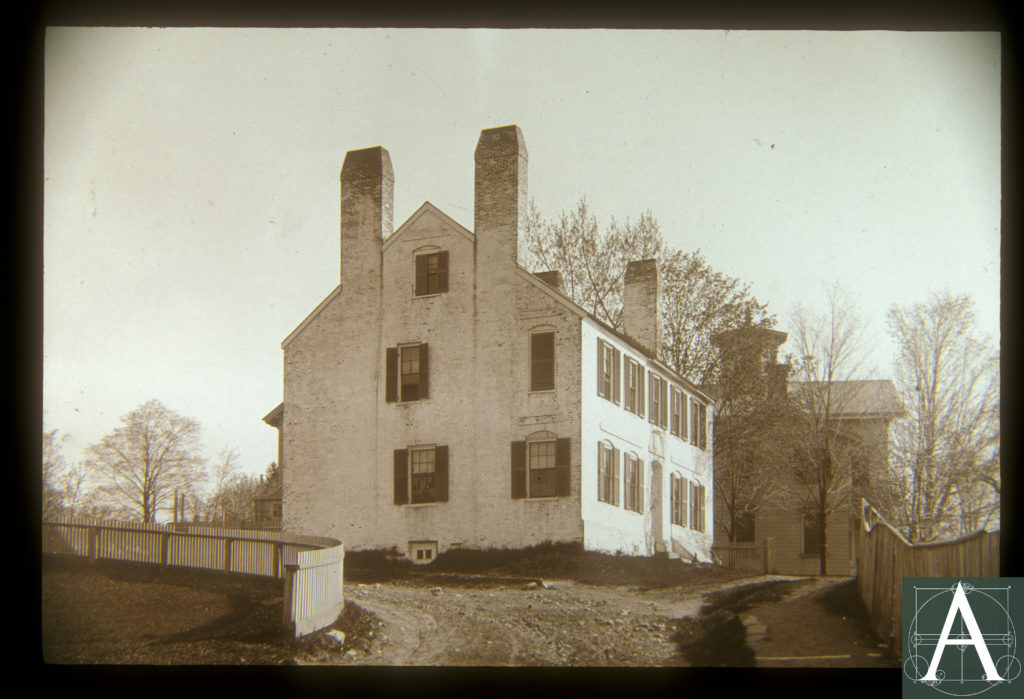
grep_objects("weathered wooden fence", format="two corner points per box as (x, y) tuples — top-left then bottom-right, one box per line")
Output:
(42, 517), (344, 637)
(712, 537), (777, 574)
(856, 499), (1000, 658)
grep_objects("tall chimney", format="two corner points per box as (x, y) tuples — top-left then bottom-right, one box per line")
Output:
(340, 146), (393, 295)
(474, 125), (527, 269)
(623, 258), (661, 355)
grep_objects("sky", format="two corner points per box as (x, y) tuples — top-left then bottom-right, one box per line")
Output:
(43, 28), (1001, 478)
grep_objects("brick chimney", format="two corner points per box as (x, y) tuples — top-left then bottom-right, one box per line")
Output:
(623, 259), (660, 355)
(532, 270), (564, 293)
(474, 125), (527, 270)
(340, 146), (393, 295)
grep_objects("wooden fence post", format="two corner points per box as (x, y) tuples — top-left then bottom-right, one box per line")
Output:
(87, 526), (98, 563)
(282, 563), (298, 632)
(224, 538), (233, 574)
(161, 532), (171, 569)
(273, 543), (282, 579)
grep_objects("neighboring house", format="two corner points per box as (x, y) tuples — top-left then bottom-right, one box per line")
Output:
(253, 455), (282, 531)
(265, 125), (715, 563)
(712, 325), (903, 576)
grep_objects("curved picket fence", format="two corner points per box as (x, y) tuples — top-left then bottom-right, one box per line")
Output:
(42, 517), (344, 637)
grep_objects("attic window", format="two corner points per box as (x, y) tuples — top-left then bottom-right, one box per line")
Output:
(415, 251), (449, 296)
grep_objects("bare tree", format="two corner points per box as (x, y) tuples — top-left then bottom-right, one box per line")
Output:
(82, 400), (206, 523)
(786, 286), (870, 575)
(42, 429), (68, 519)
(884, 292), (999, 541)
(204, 448), (241, 524)
(523, 196), (771, 385)
(42, 429), (89, 519)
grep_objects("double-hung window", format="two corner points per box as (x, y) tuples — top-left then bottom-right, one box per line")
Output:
(597, 339), (621, 403)
(597, 441), (620, 505)
(671, 474), (688, 527)
(649, 373), (668, 429)
(669, 387), (683, 438)
(624, 356), (644, 416)
(414, 251), (449, 296)
(528, 440), (557, 498)
(624, 454), (644, 513)
(393, 445), (449, 505)
(385, 343), (429, 403)
(689, 481), (705, 532)
(530, 332), (555, 391)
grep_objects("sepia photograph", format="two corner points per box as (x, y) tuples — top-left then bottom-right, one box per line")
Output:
(41, 25), (1001, 673)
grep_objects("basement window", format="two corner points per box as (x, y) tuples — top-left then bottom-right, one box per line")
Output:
(409, 541), (438, 564)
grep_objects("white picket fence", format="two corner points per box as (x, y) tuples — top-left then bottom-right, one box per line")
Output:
(42, 517), (344, 637)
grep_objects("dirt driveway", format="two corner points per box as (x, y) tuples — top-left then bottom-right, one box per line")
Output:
(321, 575), (897, 668)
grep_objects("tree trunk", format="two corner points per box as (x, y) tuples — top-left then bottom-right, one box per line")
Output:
(819, 512), (828, 576)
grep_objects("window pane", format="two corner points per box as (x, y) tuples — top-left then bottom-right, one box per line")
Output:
(401, 346), (421, 401)
(529, 441), (557, 497)
(411, 448), (436, 503)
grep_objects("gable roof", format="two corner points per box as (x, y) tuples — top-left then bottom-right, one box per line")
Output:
(788, 379), (904, 419)
(382, 201), (475, 252)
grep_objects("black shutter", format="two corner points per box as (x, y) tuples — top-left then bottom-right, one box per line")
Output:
(414, 254), (428, 295)
(648, 372), (655, 423)
(393, 449), (408, 505)
(385, 348), (398, 403)
(555, 437), (571, 496)
(680, 393), (688, 440)
(511, 441), (526, 499)
(435, 445), (449, 502)
(638, 459), (645, 513)
(699, 403), (707, 449)
(612, 447), (620, 506)
(638, 366), (645, 418)
(612, 348), (621, 404)
(532, 332), (555, 391)
(681, 477), (688, 528)
(596, 339), (604, 397)
(438, 251), (449, 292)
(660, 381), (668, 428)
(419, 343), (429, 399)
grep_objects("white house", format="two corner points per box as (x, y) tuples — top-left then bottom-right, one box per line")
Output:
(265, 125), (714, 563)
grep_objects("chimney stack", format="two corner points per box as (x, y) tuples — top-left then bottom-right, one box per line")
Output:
(623, 259), (661, 355)
(340, 146), (393, 295)
(474, 125), (527, 269)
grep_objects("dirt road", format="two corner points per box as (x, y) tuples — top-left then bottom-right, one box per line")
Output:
(326, 575), (896, 667)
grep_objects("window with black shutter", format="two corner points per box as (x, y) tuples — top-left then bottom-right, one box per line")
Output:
(671, 474), (687, 527)
(395, 445), (447, 505)
(513, 436), (570, 499)
(386, 343), (430, 403)
(649, 374), (668, 429)
(531, 332), (555, 391)
(624, 454), (644, 513)
(414, 251), (449, 296)
(597, 339), (621, 404)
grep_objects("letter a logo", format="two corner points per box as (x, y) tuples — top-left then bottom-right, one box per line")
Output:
(923, 582), (1003, 682)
